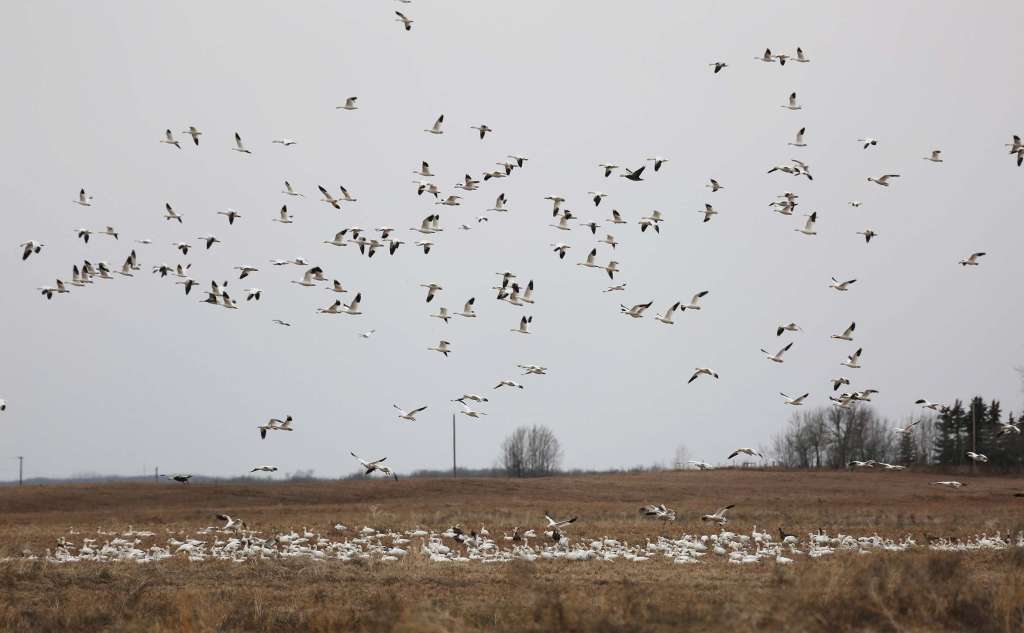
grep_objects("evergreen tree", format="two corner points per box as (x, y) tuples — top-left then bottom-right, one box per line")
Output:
(933, 400), (964, 465)
(897, 427), (917, 465)
(980, 399), (1002, 463)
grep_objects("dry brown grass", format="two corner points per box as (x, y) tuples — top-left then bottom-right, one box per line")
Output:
(1, 469), (1022, 632)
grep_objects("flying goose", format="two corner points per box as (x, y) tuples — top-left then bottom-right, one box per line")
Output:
(291, 267), (323, 288)
(73, 188), (93, 206)
(217, 209), (242, 225)
(337, 96), (359, 110)
(436, 195), (462, 206)
(688, 460), (714, 470)
(494, 380), (524, 390)
(893, 420), (920, 434)
(761, 342), (793, 363)
(161, 129), (181, 149)
(996, 421), (1022, 436)
(781, 392), (810, 406)
(577, 248), (600, 268)
(646, 156), (668, 171)
(272, 319), (291, 327)
(847, 460), (876, 469)
(244, 288), (262, 301)
(507, 154), (528, 167)
(777, 323), (801, 336)
(755, 48), (774, 63)
(470, 124), (492, 139)
(856, 229), (877, 243)
(620, 165), (645, 181)
(706, 178), (724, 192)
(867, 174), (900, 186)
(351, 452), (398, 479)
(431, 306), (451, 323)
(680, 290), (709, 311)
(915, 399), (948, 412)
(164, 203), (183, 223)
(588, 191), (607, 206)
(428, 340), (451, 356)
(394, 11), (413, 30)
(781, 92), (801, 110)
(510, 315), (533, 334)
(958, 252), (986, 266)
(20, 241), (44, 260)
(234, 265), (258, 279)
(654, 302), (681, 324)
(318, 185), (342, 209)
(639, 504), (677, 521)
(794, 47), (810, 62)
(454, 297), (477, 318)
(75, 228), (94, 243)
(841, 348), (863, 369)
(273, 206), (293, 224)
(455, 394), (489, 404)
(488, 193), (509, 212)
(831, 322), (856, 341)
(394, 404), (428, 421)
(829, 277), (856, 291)
(709, 61), (728, 73)
(788, 127), (807, 147)
(197, 235), (221, 250)
(604, 282), (627, 292)
(551, 243), (571, 259)
(598, 234), (617, 249)
(607, 209), (627, 224)
(272, 138), (297, 146)
(599, 163), (618, 177)
(923, 150), (943, 162)
(458, 403), (487, 418)
(794, 211), (817, 235)
(700, 505), (734, 524)
(699, 203), (717, 223)
(518, 364), (547, 375)
(421, 283), (442, 302)
(415, 240), (433, 254)
(250, 466), (277, 473)
(161, 474), (192, 484)
(232, 132), (252, 154)
(620, 301), (653, 318)
(424, 114), (444, 134)
(544, 514), (577, 529)
(688, 368), (719, 384)
(858, 138), (879, 149)
(549, 213), (571, 231)
(182, 126), (202, 146)
(341, 293), (362, 315)
(965, 451), (988, 463)
(831, 377), (851, 391)
(359, 329), (375, 339)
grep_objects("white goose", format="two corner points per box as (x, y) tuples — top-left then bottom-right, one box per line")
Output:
(470, 124), (492, 139)
(858, 137), (879, 149)
(728, 448), (763, 459)
(394, 10), (413, 30)
(459, 403), (487, 419)
(73, 188), (93, 207)
(680, 290), (709, 311)
(454, 297), (477, 318)
(620, 302), (653, 318)
(780, 392), (810, 406)
(421, 283), (443, 303)
(777, 323), (801, 336)
(20, 241), (44, 260)
(232, 132), (252, 154)
(272, 138), (297, 146)
(291, 267), (323, 288)
(867, 174), (900, 186)
(164, 203), (183, 223)
(965, 451), (988, 463)
(272, 207), (292, 224)
(654, 302), (681, 325)
(182, 126), (202, 146)
(424, 114), (444, 134)
(428, 340), (451, 357)
(607, 209), (627, 224)
(781, 92), (801, 110)
(394, 404), (428, 421)
(488, 193), (509, 212)
(761, 342), (793, 363)
(337, 96), (359, 110)
(841, 348), (863, 369)
(794, 211), (817, 235)
(511, 316), (532, 334)
(931, 481), (966, 489)
(830, 322), (856, 341)
(161, 129), (181, 149)
(577, 248), (601, 268)
(829, 277), (857, 291)
(699, 203), (717, 223)
(923, 150), (943, 162)
(958, 252), (986, 266)
(494, 380), (524, 390)
(788, 127), (807, 147)
(701, 505), (734, 524)
(856, 229), (878, 243)
(688, 368), (719, 384)
(342, 293), (363, 315)
(431, 306), (451, 323)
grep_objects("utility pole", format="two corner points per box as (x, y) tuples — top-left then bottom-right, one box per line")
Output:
(452, 414), (457, 478)
(17, 456), (23, 486)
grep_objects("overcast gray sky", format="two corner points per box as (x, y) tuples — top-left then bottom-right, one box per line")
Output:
(2, 1), (1023, 480)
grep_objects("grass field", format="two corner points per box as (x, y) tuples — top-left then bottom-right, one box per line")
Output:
(1, 469), (1023, 632)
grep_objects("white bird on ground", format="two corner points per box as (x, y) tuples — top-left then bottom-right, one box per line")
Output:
(161, 129), (181, 149)
(337, 97), (359, 110)
(394, 404), (428, 421)
(788, 127), (807, 147)
(654, 302), (681, 325)
(511, 315), (533, 334)
(394, 11), (413, 30)
(232, 132), (252, 154)
(620, 301), (653, 318)
(829, 277), (857, 291)
(428, 340), (451, 357)
(688, 368), (719, 384)
(272, 138), (297, 146)
(777, 323), (801, 336)
(831, 322), (856, 341)
(680, 290), (709, 311)
(424, 114), (444, 134)
(761, 342), (793, 363)
(959, 252), (986, 266)
(858, 138), (879, 149)
(701, 505), (734, 524)
(848, 460), (876, 469)
(841, 348), (863, 369)
(20, 241), (44, 260)
(931, 481), (966, 489)
(923, 150), (943, 162)
(867, 174), (900, 186)
(781, 92), (801, 110)
(182, 126), (202, 146)
(781, 393), (810, 406)
(73, 188), (93, 207)
(795, 211), (817, 235)
(965, 451), (988, 463)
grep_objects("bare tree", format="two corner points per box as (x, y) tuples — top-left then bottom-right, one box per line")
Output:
(672, 444), (689, 468)
(500, 425), (562, 477)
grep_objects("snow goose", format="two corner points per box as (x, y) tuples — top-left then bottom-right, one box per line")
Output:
(351, 452), (397, 479)
(604, 282), (627, 292)
(272, 138), (297, 146)
(794, 211), (817, 235)
(455, 297), (477, 318)
(394, 11), (413, 30)
(436, 195), (461, 206)
(317, 185), (343, 209)
(20, 241), (44, 260)
(337, 96), (359, 110)
(640, 504), (677, 521)
(518, 364), (547, 375)
(776, 323), (801, 336)
(415, 240), (433, 254)
(923, 150), (943, 162)
(521, 280), (536, 304)
(494, 380), (524, 390)
(688, 368), (719, 384)
(394, 405), (428, 421)
(431, 306), (451, 323)
(701, 505), (734, 524)
(182, 126), (202, 146)
(847, 460), (876, 469)
(424, 114), (444, 134)
(915, 399), (948, 412)
(639, 210), (663, 233)
(359, 329), (375, 338)
(620, 301), (653, 318)
(244, 288), (262, 301)
(75, 228), (94, 243)
(893, 420), (920, 434)
(271, 206), (293, 224)
(272, 319), (291, 327)
(856, 229), (877, 243)
(680, 290), (709, 311)
(858, 138), (879, 149)
(781, 92), (801, 110)
(706, 178), (724, 192)
(867, 174), (900, 186)
(234, 265), (258, 279)
(0, 399), (5, 412)
(217, 209), (242, 225)
(508, 154), (528, 167)
(73, 188), (93, 206)
(794, 47), (810, 62)
(421, 283), (442, 302)
(996, 421), (1021, 437)
(840, 348), (863, 369)
(232, 132), (252, 154)
(488, 193), (509, 212)
(829, 277), (856, 291)
(161, 129), (181, 149)
(607, 209), (627, 224)
(291, 267), (323, 287)
(549, 213), (571, 231)
(598, 234), (617, 249)
(323, 230), (350, 247)
(958, 252), (986, 266)
(931, 481), (966, 489)
(761, 342), (793, 363)
(551, 243), (571, 259)
(413, 161), (433, 178)
(458, 403), (487, 419)
(599, 163), (618, 177)
(688, 460), (714, 470)
(755, 48), (774, 63)
(780, 393), (810, 406)
(830, 322), (856, 341)
(604, 260), (620, 279)
(654, 302), (681, 324)
(965, 451), (988, 463)
(428, 340), (451, 357)
(788, 127), (807, 147)
(699, 203), (717, 223)
(646, 156), (668, 171)
(620, 165), (646, 181)
(470, 124), (492, 139)
(250, 466), (277, 473)
(164, 203), (183, 223)
(588, 191), (607, 206)
(342, 293), (363, 315)
(709, 61), (728, 73)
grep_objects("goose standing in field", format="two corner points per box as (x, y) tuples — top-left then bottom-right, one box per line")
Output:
(858, 138), (879, 149)
(161, 129), (181, 149)
(394, 10), (413, 30)
(701, 505), (734, 524)
(654, 302), (681, 324)
(965, 451), (988, 463)
(688, 368), (719, 384)
(21, 241), (44, 260)
(250, 466), (278, 473)
(73, 188), (93, 207)
(867, 174), (900, 186)
(351, 452), (398, 479)
(841, 348), (863, 369)
(424, 114), (444, 134)
(620, 301), (653, 318)
(217, 209), (242, 225)
(761, 342), (793, 363)
(680, 290), (709, 311)
(699, 203), (717, 223)
(931, 481), (966, 489)
(923, 150), (943, 162)
(164, 203), (183, 223)
(709, 61), (728, 73)
(781, 92), (801, 110)
(428, 340), (451, 357)
(706, 178), (724, 192)
(959, 252), (986, 266)
(470, 124), (492, 139)
(182, 126), (202, 146)
(394, 404), (428, 421)
(831, 322), (856, 341)
(337, 97), (359, 110)
(494, 380), (524, 390)
(856, 229), (877, 243)
(795, 212), (817, 235)
(232, 132), (252, 154)
(421, 283), (443, 302)
(781, 392), (810, 406)
(777, 323), (801, 336)
(646, 156), (668, 171)
(788, 127), (807, 147)
(831, 377), (851, 391)
(829, 277), (857, 291)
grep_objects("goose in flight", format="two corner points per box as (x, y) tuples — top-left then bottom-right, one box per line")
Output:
(795, 211), (817, 235)
(831, 377), (851, 391)
(781, 92), (801, 110)
(857, 137), (879, 149)
(829, 277), (856, 292)
(777, 323), (801, 336)
(318, 300), (345, 314)
(551, 243), (571, 259)
(893, 420), (920, 434)
(576, 248), (601, 268)
(234, 265), (258, 279)
(706, 178), (724, 192)
(598, 233), (617, 249)
(965, 451), (988, 463)
(455, 394), (489, 404)
(182, 126), (202, 146)
(781, 392), (810, 406)
(620, 165), (646, 181)
(878, 463), (906, 471)
(959, 252), (986, 266)
(588, 191), (607, 206)
(549, 213), (571, 231)
(359, 329), (375, 339)
(848, 200), (863, 208)
(20, 241), (44, 260)
(494, 380), (524, 390)
(318, 185), (342, 209)
(431, 306), (451, 323)
(244, 288), (262, 301)
(755, 48), (774, 63)
(164, 203), (183, 223)
(272, 319), (291, 327)
(639, 210), (663, 233)
(74, 188), (93, 207)
(196, 235), (221, 250)
(604, 282), (627, 292)
(511, 315), (533, 334)
(680, 290), (709, 311)
(646, 156), (668, 171)
(454, 297), (477, 318)
(688, 368), (719, 384)
(394, 11), (413, 30)
(856, 229), (877, 243)
(394, 404), (428, 421)
(507, 154), (528, 167)
(161, 129), (181, 149)
(915, 399), (949, 412)
(544, 514), (577, 529)
(599, 163), (618, 177)
(215, 514), (247, 532)
(931, 481), (966, 489)
(415, 240), (433, 254)
(291, 267), (324, 288)
(424, 114), (444, 134)
(700, 505), (734, 524)
(620, 301), (653, 318)
(458, 403), (487, 418)
(75, 228), (94, 244)
(995, 421), (1022, 437)
(518, 364), (548, 375)
(488, 193), (509, 213)
(923, 150), (943, 162)
(470, 124), (492, 139)
(412, 162), (434, 178)
(605, 261), (620, 280)
(867, 174), (900, 186)
(421, 283), (442, 302)
(841, 348), (863, 369)
(428, 340), (451, 357)
(270, 206), (294, 224)
(709, 61), (728, 73)
(699, 203), (717, 223)
(640, 504), (677, 521)
(272, 138), (297, 146)
(338, 293), (362, 315)
(788, 127), (807, 147)
(794, 47), (810, 62)
(654, 302), (681, 325)
(761, 342), (793, 363)
(351, 452), (398, 479)
(250, 466), (277, 473)
(232, 132), (252, 154)
(337, 96), (359, 110)
(831, 322), (856, 341)
(607, 209), (627, 224)
(161, 474), (192, 484)
(0, 399), (6, 412)
(217, 209), (242, 225)
(436, 195), (461, 206)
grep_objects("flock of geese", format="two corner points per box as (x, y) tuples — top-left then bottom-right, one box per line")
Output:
(8, 7), (1020, 495)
